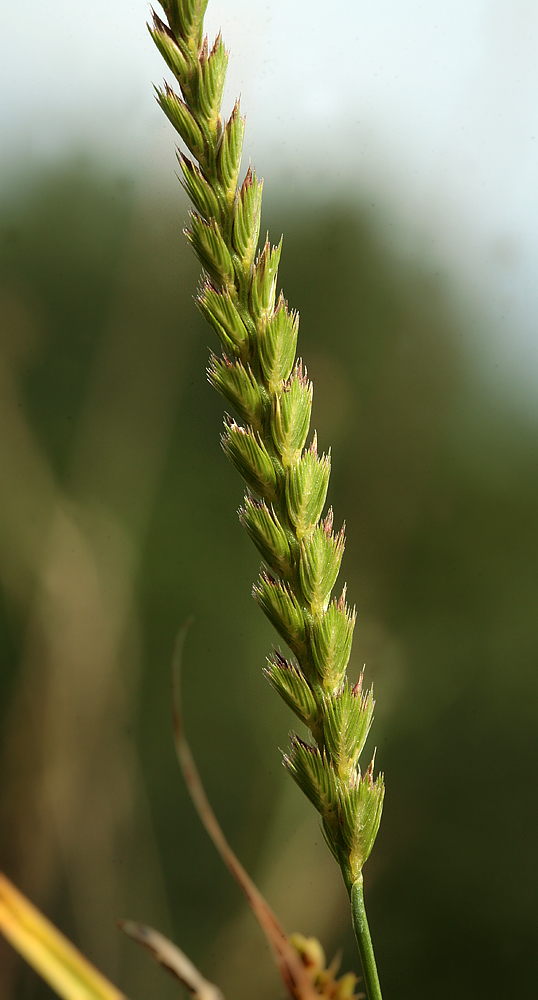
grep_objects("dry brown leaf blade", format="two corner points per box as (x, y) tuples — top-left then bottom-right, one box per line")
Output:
(171, 621), (320, 1000)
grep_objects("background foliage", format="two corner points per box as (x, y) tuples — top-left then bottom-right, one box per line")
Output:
(0, 159), (537, 1000)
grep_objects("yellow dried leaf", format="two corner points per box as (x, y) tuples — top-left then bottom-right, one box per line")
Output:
(0, 873), (126, 1000)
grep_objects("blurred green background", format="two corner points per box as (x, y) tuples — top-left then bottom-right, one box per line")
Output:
(0, 157), (537, 1000)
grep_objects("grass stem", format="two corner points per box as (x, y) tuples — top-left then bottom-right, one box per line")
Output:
(350, 876), (383, 1000)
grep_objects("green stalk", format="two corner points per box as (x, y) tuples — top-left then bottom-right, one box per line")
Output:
(148, 1), (385, 992)
(351, 877), (383, 1000)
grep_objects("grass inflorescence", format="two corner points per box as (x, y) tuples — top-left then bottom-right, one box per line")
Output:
(150, 2), (384, 995)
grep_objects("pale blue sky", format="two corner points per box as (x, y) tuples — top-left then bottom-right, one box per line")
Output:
(2, 0), (538, 404)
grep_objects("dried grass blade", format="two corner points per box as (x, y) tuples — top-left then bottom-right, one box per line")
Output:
(171, 622), (319, 1000)
(118, 920), (223, 1000)
(0, 873), (126, 1000)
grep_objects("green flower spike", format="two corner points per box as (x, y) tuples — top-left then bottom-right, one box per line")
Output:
(149, 2), (385, 997)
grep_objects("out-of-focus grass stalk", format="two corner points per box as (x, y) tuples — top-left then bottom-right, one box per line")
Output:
(0, 202), (177, 997)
